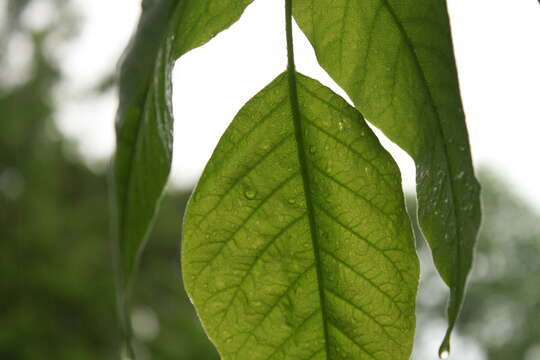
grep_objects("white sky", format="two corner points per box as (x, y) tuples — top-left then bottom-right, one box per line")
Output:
(49, 0), (540, 215)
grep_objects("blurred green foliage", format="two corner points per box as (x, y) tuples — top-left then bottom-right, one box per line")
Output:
(460, 171), (540, 360)
(0, 1), (217, 359)
(1, 1), (538, 359)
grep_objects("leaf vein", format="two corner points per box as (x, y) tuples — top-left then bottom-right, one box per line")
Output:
(191, 171), (299, 282)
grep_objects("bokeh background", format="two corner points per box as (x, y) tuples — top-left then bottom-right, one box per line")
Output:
(2, 0), (539, 359)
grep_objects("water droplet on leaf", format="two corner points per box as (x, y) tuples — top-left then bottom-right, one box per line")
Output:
(439, 341), (450, 359)
(244, 189), (256, 200)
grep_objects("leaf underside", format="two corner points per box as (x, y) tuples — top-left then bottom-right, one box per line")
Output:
(114, 0), (255, 287)
(292, 0), (481, 350)
(182, 73), (419, 360)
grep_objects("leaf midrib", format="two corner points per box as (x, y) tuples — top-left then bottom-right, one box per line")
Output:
(287, 69), (331, 359)
(286, 0), (331, 355)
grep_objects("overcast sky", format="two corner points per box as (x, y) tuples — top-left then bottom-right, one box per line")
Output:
(41, 0), (540, 213)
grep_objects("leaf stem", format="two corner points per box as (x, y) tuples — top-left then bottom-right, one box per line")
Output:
(285, 0), (296, 74)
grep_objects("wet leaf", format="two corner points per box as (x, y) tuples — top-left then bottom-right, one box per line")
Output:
(182, 72), (419, 360)
(292, 1), (481, 352)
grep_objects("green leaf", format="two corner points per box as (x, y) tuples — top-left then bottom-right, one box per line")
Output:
(114, 0), (177, 287)
(182, 72), (419, 360)
(171, 0), (255, 58)
(292, 1), (481, 353)
(114, 0), (255, 288)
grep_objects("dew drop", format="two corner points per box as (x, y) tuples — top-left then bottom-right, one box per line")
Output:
(244, 189), (256, 200)
(309, 145), (316, 154)
(439, 341), (450, 360)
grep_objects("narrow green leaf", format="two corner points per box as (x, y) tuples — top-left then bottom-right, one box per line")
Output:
(292, 1), (481, 353)
(114, 0), (177, 288)
(114, 0), (255, 288)
(182, 73), (419, 360)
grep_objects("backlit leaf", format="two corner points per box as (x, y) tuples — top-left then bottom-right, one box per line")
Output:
(182, 72), (419, 360)
(292, 1), (481, 352)
(171, 0), (255, 58)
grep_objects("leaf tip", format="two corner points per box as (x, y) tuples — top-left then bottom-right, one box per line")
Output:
(438, 333), (451, 359)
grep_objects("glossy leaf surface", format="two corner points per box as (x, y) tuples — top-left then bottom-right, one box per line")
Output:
(182, 73), (419, 360)
(114, 0), (177, 286)
(292, 1), (481, 351)
(114, 0), (255, 287)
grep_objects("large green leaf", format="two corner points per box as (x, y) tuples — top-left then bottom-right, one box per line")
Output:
(292, 1), (481, 353)
(182, 72), (419, 360)
(114, 0), (255, 288)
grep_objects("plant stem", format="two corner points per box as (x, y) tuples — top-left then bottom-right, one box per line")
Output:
(285, 0), (296, 73)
